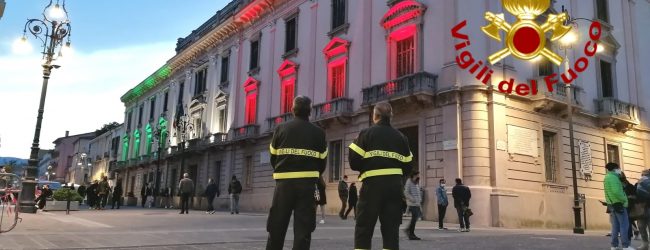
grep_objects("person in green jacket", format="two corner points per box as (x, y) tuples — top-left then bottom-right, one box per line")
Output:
(604, 162), (633, 250)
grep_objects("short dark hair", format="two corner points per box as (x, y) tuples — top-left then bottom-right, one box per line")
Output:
(410, 171), (420, 178)
(292, 95), (312, 118)
(343, 175), (348, 179)
(455, 178), (462, 184)
(439, 178), (445, 183)
(605, 162), (620, 171)
(232, 175), (237, 180)
(373, 102), (393, 120)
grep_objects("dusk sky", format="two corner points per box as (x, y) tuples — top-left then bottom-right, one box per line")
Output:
(0, 0), (230, 158)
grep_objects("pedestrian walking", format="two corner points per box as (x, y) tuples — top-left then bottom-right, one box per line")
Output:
(349, 102), (413, 250)
(87, 180), (98, 209)
(228, 175), (242, 214)
(636, 169), (650, 250)
(316, 176), (327, 224)
(77, 184), (86, 205)
(178, 173), (194, 214)
(140, 183), (147, 208)
(145, 183), (154, 208)
(205, 178), (219, 214)
(34, 184), (52, 210)
(338, 175), (349, 219)
(436, 178), (449, 230)
(621, 172), (640, 243)
(98, 176), (110, 210)
(404, 171), (422, 240)
(111, 178), (123, 209)
(344, 182), (358, 220)
(604, 162), (634, 250)
(452, 178), (471, 232)
(265, 96), (327, 250)
(162, 186), (172, 208)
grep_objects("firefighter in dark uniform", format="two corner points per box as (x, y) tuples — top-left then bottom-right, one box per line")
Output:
(266, 96), (327, 250)
(349, 102), (413, 250)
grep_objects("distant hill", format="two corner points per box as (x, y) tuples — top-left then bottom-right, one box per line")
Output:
(0, 157), (28, 166)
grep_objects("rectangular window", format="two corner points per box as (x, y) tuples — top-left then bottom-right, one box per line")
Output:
(244, 156), (253, 188)
(328, 140), (342, 182)
(220, 56), (229, 84)
(331, 0), (346, 30)
(285, 17), (297, 53)
(538, 39), (554, 76)
(138, 104), (144, 126)
(599, 60), (614, 98)
(543, 131), (558, 183)
(245, 93), (257, 124)
(218, 106), (227, 133)
(607, 144), (620, 165)
(149, 97), (156, 120)
(329, 63), (345, 99)
(194, 68), (207, 96)
(178, 81), (185, 104)
(250, 40), (260, 70)
(127, 111), (133, 130)
(281, 79), (295, 114)
(596, 0), (609, 23)
(163, 92), (169, 112)
(396, 36), (415, 78)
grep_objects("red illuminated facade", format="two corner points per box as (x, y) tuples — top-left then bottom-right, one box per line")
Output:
(243, 77), (259, 125)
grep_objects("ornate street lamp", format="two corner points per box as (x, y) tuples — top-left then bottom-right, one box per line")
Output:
(174, 106), (194, 182)
(153, 126), (168, 207)
(46, 165), (56, 181)
(16, 0), (72, 213)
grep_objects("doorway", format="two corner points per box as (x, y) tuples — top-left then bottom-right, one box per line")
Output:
(398, 126), (419, 175)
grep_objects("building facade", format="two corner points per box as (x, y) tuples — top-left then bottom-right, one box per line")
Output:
(88, 124), (123, 184)
(52, 131), (95, 184)
(37, 149), (53, 180)
(114, 0), (650, 229)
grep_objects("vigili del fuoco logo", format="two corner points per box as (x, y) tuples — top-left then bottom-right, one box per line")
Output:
(451, 0), (602, 97)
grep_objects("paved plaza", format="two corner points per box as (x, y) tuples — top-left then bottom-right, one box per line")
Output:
(0, 207), (618, 249)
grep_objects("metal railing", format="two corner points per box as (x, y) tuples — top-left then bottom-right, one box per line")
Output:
(313, 98), (354, 121)
(231, 124), (260, 141)
(362, 71), (437, 106)
(533, 82), (581, 105)
(266, 113), (293, 132)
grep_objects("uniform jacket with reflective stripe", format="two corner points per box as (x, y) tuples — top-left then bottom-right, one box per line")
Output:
(348, 119), (413, 179)
(270, 117), (327, 177)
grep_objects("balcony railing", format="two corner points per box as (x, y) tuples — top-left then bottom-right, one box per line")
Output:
(596, 98), (640, 132)
(531, 82), (581, 114)
(313, 98), (354, 122)
(209, 133), (228, 145)
(231, 124), (260, 141)
(266, 113), (293, 132)
(362, 71), (438, 106)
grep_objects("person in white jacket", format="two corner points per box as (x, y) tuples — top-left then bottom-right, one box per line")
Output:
(404, 171), (422, 240)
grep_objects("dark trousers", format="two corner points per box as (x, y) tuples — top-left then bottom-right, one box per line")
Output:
(141, 195), (147, 207)
(355, 175), (403, 250)
(207, 195), (215, 211)
(266, 178), (317, 250)
(345, 200), (357, 219)
(457, 207), (470, 229)
(407, 206), (422, 236)
(438, 204), (448, 228)
(339, 196), (348, 218)
(111, 195), (121, 209)
(101, 194), (108, 208)
(180, 193), (191, 213)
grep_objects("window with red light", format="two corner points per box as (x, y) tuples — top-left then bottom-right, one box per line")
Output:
(329, 63), (345, 99)
(395, 35), (415, 78)
(245, 92), (257, 124)
(281, 79), (295, 114)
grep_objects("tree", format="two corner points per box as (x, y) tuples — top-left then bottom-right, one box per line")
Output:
(3, 160), (16, 173)
(95, 122), (121, 137)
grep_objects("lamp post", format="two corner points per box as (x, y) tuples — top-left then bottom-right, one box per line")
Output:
(174, 107), (194, 182)
(558, 9), (604, 234)
(153, 126), (167, 207)
(77, 152), (87, 185)
(16, 0), (72, 213)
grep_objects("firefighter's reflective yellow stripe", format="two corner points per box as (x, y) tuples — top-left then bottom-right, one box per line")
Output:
(349, 143), (413, 163)
(273, 171), (320, 179)
(269, 145), (327, 159)
(358, 168), (403, 181)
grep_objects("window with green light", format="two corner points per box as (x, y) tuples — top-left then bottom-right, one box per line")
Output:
(122, 135), (129, 161)
(145, 124), (153, 155)
(133, 129), (141, 158)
